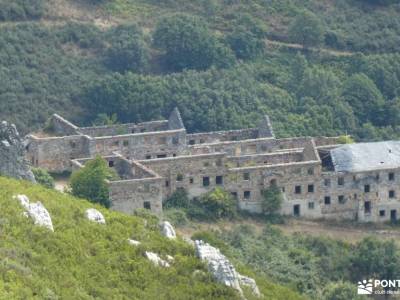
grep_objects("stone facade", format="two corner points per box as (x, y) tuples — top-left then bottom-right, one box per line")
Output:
(26, 109), (400, 222)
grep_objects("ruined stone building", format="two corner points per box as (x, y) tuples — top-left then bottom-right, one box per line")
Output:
(26, 109), (400, 222)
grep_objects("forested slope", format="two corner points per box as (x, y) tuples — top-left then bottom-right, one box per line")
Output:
(1, 0), (400, 140)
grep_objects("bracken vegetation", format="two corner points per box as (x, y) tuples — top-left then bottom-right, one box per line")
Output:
(0, 176), (306, 299)
(192, 224), (400, 299)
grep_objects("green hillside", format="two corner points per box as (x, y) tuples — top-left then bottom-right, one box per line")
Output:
(1, 0), (400, 141)
(0, 176), (303, 300)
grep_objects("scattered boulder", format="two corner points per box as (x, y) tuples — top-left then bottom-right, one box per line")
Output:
(195, 240), (260, 298)
(0, 121), (35, 182)
(85, 208), (106, 224)
(160, 221), (176, 239)
(166, 255), (174, 262)
(15, 194), (30, 209)
(145, 251), (170, 267)
(14, 194), (54, 231)
(238, 274), (261, 297)
(127, 239), (141, 246)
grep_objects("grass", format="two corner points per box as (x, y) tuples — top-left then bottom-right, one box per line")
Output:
(0, 176), (304, 299)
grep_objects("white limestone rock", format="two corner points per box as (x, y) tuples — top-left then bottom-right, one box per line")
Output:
(127, 239), (141, 246)
(14, 194), (54, 231)
(15, 194), (30, 209)
(239, 274), (261, 297)
(85, 208), (106, 224)
(145, 251), (170, 267)
(160, 221), (176, 239)
(195, 240), (261, 298)
(0, 121), (35, 182)
(166, 255), (174, 262)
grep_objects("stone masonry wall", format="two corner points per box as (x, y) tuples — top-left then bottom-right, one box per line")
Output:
(109, 177), (163, 215)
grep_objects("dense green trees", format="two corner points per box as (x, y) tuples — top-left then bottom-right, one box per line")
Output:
(288, 10), (325, 48)
(226, 14), (266, 60)
(70, 156), (118, 207)
(0, 0), (45, 21)
(342, 73), (385, 125)
(350, 237), (400, 284)
(1, 2), (400, 142)
(153, 14), (234, 71)
(105, 24), (149, 73)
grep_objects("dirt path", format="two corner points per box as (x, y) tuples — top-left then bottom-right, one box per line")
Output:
(176, 218), (400, 244)
(276, 218), (400, 243)
(265, 39), (354, 57)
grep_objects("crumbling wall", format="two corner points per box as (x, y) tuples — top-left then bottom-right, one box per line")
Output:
(140, 153), (226, 199)
(187, 128), (259, 145)
(93, 129), (186, 160)
(0, 121), (35, 182)
(47, 114), (79, 136)
(78, 120), (168, 137)
(27, 135), (94, 172)
(109, 177), (163, 215)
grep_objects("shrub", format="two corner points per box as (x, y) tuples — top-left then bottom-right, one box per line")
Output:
(32, 168), (54, 189)
(192, 188), (237, 220)
(261, 185), (283, 216)
(337, 135), (355, 144)
(153, 13), (234, 71)
(164, 188), (190, 209)
(70, 156), (118, 207)
(0, 0), (45, 21)
(288, 10), (325, 48)
(164, 208), (189, 226)
(322, 282), (362, 300)
(105, 24), (149, 73)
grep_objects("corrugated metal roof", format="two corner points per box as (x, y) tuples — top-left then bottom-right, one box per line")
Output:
(330, 141), (400, 173)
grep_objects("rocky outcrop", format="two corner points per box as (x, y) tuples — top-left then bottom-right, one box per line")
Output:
(0, 121), (35, 182)
(160, 221), (176, 239)
(238, 274), (261, 297)
(145, 251), (170, 267)
(195, 240), (260, 298)
(127, 239), (141, 246)
(85, 208), (106, 224)
(14, 194), (54, 231)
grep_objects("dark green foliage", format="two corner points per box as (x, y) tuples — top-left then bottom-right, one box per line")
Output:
(0, 0), (45, 21)
(105, 24), (149, 73)
(342, 73), (385, 125)
(195, 225), (400, 298)
(70, 156), (118, 208)
(32, 168), (54, 189)
(164, 188), (190, 209)
(2, 1), (400, 142)
(153, 14), (234, 71)
(261, 185), (283, 216)
(189, 188), (237, 221)
(0, 23), (105, 134)
(322, 282), (362, 300)
(226, 14), (266, 60)
(164, 208), (189, 226)
(350, 237), (400, 283)
(164, 188), (237, 222)
(92, 113), (119, 126)
(288, 10), (325, 48)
